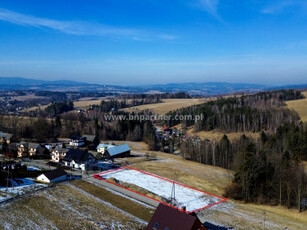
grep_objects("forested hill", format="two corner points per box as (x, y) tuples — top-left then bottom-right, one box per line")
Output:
(167, 89), (304, 132)
(177, 90), (307, 210)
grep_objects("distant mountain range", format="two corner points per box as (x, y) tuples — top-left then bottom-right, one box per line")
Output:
(0, 77), (306, 95)
(138, 82), (268, 95)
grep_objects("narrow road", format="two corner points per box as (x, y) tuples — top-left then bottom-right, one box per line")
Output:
(86, 176), (160, 208)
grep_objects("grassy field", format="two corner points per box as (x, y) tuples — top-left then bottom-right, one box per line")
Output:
(115, 145), (307, 229)
(73, 97), (108, 108)
(105, 141), (149, 151)
(72, 180), (153, 222)
(124, 98), (211, 114)
(23, 96), (213, 113)
(186, 127), (260, 142)
(0, 183), (146, 229)
(8, 93), (47, 102)
(23, 98), (104, 111)
(286, 91), (307, 122)
(118, 150), (233, 196)
(1, 143), (306, 229)
(73, 97), (147, 109)
(22, 103), (51, 112)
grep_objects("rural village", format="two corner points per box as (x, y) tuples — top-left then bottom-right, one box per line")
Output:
(0, 88), (306, 229)
(1, 1), (307, 229)
(0, 128), (217, 230)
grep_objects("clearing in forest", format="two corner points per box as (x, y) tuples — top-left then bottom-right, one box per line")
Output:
(123, 98), (210, 114)
(286, 91), (307, 122)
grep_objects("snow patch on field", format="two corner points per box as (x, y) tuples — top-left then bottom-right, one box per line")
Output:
(98, 168), (223, 212)
(27, 166), (40, 171)
(0, 178), (47, 202)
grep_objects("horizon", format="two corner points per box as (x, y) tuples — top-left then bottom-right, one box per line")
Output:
(1, 1), (307, 85)
(1, 75), (304, 87)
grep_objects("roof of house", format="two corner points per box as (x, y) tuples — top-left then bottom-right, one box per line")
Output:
(53, 148), (69, 153)
(0, 133), (14, 140)
(40, 168), (67, 181)
(18, 142), (29, 148)
(97, 143), (116, 149)
(145, 203), (205, 230)
(106, 144), (130, 157)
(36, 147), (49, 155)
(63, 149), (89, 163)
(70, 135), (83, 140)
(28, 143), (41, 149)
(82, 135), (97, 142)
(90, 151), (102, 159)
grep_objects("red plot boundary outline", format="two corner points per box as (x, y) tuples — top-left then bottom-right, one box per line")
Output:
(93, 166), (228, 214)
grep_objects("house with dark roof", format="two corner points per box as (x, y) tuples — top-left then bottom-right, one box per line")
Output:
(90, 151), (103, 161)
(37, 168), (68, 183)
(82, 134), (99, 146)
(17, 142), (29, 157)
(28, 143), (41, 156)
(146, 203), (206, 230)
(63, 149), (94, 170)
(31, 147), (50, 159)
(51, 148), (69, 162)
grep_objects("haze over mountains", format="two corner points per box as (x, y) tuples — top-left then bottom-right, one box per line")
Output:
(0, 77), (306, 95)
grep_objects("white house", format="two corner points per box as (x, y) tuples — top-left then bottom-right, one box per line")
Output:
(51, 148), (69, 162)
(69, 135), (84, 147)
(36, 168), (68, 183)
(66, 159), (86, 171)
(63, 149), (94, 171)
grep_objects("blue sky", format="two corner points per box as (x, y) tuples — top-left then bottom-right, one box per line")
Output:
(0, 0), (307, 85)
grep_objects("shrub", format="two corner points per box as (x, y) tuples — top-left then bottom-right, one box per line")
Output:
(223, 183), (243, 200)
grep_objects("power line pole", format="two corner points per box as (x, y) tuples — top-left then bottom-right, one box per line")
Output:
(171, 182), (176, 206)
(263, 210), (266, 230)
(6, 164), (9, 192)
